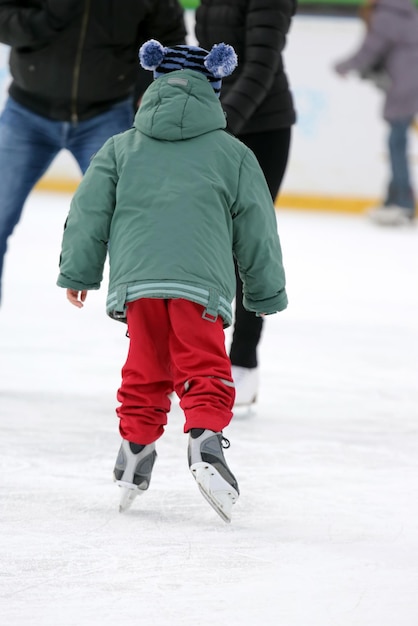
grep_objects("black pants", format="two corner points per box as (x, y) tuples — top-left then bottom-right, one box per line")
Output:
(229, 127), (291, 368)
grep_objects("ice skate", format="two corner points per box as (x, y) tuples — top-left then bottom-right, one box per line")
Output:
(113, 439), (157, 512)
(231, 365), (259, 412)
(367, 205), (414, 226)
(188, 429), (239, 523)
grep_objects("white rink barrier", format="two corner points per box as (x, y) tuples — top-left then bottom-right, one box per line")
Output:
(1, 13), (417, 212)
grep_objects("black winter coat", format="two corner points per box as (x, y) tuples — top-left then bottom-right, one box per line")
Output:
(195, 0), (296, 135)
(0, 0), (186, 121)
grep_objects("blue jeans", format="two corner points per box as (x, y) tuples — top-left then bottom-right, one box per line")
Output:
(385, 118), (415, 212)
(0, 96), (134, 304)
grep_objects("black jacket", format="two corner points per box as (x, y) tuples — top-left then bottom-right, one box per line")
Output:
(195, 0), (296, 135)
(0, 0), (186, 121)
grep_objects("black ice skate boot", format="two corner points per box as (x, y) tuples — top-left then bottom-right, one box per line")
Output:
(188, 429), (239, 523)
(113, 439), (157, 512)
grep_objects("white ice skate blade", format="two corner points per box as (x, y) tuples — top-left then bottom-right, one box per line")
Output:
(190, 462), (239, 524)
(232, 403), (257, 420)
(115, 480), (146, 513)
(367, 207), (412, 226)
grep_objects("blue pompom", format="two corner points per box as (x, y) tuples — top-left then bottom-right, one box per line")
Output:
(139, 39), (165, 71)
(205, 43), (237, 78)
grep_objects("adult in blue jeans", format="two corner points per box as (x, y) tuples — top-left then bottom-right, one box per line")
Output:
(335, 0), (418, 226)
(0, 0), (186, 305)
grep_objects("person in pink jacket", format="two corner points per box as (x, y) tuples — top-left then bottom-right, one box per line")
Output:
(335, 0), (418, 226)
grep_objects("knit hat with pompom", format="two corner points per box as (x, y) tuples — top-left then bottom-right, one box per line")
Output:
(139, 39), (237, 97)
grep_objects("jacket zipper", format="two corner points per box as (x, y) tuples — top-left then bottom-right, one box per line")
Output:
(71, 0), (91, 124)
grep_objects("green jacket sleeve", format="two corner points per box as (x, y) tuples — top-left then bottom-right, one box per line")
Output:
(57, 138), (118, 291)
(232, 149), (287, 315)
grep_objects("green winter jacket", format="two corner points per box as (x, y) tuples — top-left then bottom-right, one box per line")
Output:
(57, 69), (287, 326)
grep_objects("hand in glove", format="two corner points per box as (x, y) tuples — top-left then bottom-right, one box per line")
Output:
(334, 61), (350, 77)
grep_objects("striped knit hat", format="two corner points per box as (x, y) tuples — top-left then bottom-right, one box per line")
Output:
(139, 39), (237, 98)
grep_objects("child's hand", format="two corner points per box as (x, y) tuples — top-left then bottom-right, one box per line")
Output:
(66, 289), (87, 308)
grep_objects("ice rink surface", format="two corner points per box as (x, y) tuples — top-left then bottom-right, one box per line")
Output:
(1, 193), (418, 625)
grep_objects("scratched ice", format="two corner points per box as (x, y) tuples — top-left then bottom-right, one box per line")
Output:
(1, 192), (417, 626)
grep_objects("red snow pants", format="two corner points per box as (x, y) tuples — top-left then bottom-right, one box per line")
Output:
(116, 298), (235, 445)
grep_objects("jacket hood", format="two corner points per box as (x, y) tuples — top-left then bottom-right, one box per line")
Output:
(134, 70), (227, 140)
(379, 0), (416, 15)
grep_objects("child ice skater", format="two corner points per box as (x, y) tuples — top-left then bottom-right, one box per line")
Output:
(57, 39), (288, 523)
